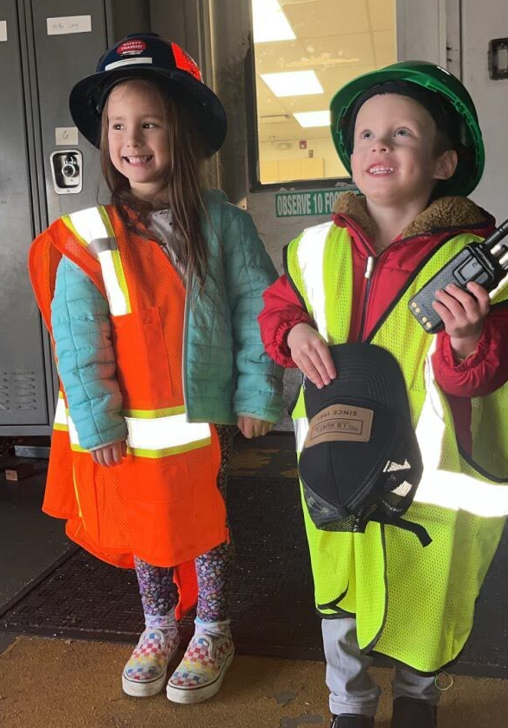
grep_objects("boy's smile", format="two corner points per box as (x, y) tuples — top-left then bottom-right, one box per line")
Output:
(367, 165), (395, 176)
(351, 93), (456, 211)
(107, 80), (170, 200)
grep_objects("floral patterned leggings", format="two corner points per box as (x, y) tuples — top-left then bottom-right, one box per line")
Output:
(134, 425), (236, 623)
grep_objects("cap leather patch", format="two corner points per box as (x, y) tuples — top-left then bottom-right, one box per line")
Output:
(304, 404), (374, 447)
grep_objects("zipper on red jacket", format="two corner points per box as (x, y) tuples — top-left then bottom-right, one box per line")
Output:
(337, 215), (378, 342)
(357, 242), (404, 341)
(357, 255), (375, 341)
(341, 214), (428, 342)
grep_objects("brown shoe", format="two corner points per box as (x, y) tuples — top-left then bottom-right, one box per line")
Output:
(391, 697), (437, 728)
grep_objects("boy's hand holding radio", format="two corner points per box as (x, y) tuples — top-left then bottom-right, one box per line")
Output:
(433, 280), (490, 359)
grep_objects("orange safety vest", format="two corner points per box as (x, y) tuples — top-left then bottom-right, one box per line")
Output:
(29, 205), (228, 618)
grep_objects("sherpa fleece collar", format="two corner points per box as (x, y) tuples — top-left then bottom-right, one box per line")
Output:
(333, 192), (492, 241)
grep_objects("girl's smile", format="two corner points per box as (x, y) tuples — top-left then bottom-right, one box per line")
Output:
(123, 155), (155, 165)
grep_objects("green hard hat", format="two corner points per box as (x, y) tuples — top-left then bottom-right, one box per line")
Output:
(330, 60), (484, 197)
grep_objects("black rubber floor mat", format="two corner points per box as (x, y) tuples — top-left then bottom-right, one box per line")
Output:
(1, 475), (508, 676)
(0, 476), (321, 659)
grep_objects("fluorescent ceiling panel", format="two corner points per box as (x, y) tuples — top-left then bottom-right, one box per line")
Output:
(261, 70), (324, 97)
(293, 110), (330, 127)
(253, 0), (296, 43)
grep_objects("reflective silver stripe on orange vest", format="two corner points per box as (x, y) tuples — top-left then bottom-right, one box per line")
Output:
(125, 414), (211, 456)
(53, 393), (67, 430)
(68, 207), (111, 244)
(65, 207), (132, 316)
(53, 394), (211, 457)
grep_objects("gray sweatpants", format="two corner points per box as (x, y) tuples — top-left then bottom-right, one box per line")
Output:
(322, 617), (440, 717)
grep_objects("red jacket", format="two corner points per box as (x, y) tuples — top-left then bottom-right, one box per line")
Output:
(259, 194), (508, 451)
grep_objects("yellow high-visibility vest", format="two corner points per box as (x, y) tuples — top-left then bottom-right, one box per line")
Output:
(286, 221), (508, 672)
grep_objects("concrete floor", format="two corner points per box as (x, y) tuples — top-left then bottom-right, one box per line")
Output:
(1, 638), (508, 728)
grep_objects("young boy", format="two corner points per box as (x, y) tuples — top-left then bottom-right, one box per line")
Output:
(259, 61), (508, 728)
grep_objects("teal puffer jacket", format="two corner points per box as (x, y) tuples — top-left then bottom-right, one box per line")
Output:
(51, 190), (283, 450)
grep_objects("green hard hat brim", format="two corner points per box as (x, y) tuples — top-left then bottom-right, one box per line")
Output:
(330, 63), (485, 198)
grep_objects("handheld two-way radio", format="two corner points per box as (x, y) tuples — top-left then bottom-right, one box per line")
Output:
(409, 218), (508, 333)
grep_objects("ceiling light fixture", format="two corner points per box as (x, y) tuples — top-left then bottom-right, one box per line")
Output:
(293, 110), (330, 127)
(261, 70), (324, 97)
(252, 0), (296, 43)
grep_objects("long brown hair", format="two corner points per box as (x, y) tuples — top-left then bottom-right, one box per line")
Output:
(100, 79), (210, 289)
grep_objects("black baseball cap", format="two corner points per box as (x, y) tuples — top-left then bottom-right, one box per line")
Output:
(69, 33), (227, 154)
(299, 343), (428, 544)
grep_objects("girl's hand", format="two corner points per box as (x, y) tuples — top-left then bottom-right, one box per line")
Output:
(237, 416), (274, 439)
(433, 281), (490, 359)
(287, 323), (337, 389)
(91, 440), (127, 467)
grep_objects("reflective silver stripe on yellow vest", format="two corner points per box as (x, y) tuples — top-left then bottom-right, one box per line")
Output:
(56, 207), (212, 456)
(296, 221), (334, 336)
(292, 221), (350, 453)
(414, 343), (508, 516)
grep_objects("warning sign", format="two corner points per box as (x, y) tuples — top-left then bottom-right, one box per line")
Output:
(275, 188), (355, 218)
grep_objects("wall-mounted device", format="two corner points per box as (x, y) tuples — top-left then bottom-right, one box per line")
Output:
(50, 150), (83, 194)
(489, 38), (508, 80)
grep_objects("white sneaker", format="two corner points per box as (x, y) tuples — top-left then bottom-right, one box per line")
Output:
(166, 632), (234, 704)
(122, 627), (179, 697)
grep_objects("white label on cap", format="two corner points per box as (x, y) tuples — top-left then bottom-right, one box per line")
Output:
(47, 15), (92, 35)
(55, 127), (79, 146)
(0, 21), (7, 41)
(104, 57), (154, 71)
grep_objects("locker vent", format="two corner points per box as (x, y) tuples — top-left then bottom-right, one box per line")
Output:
(0, 372), (8, 410)
(0, 371), (38, 411)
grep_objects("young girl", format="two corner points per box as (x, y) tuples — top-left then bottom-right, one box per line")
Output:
(29, 33), (282, 704)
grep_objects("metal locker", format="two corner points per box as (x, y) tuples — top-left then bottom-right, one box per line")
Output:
(29, 0), (151, 225)
(0, 1), (49, 431)
(0, 0), (150, 435)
